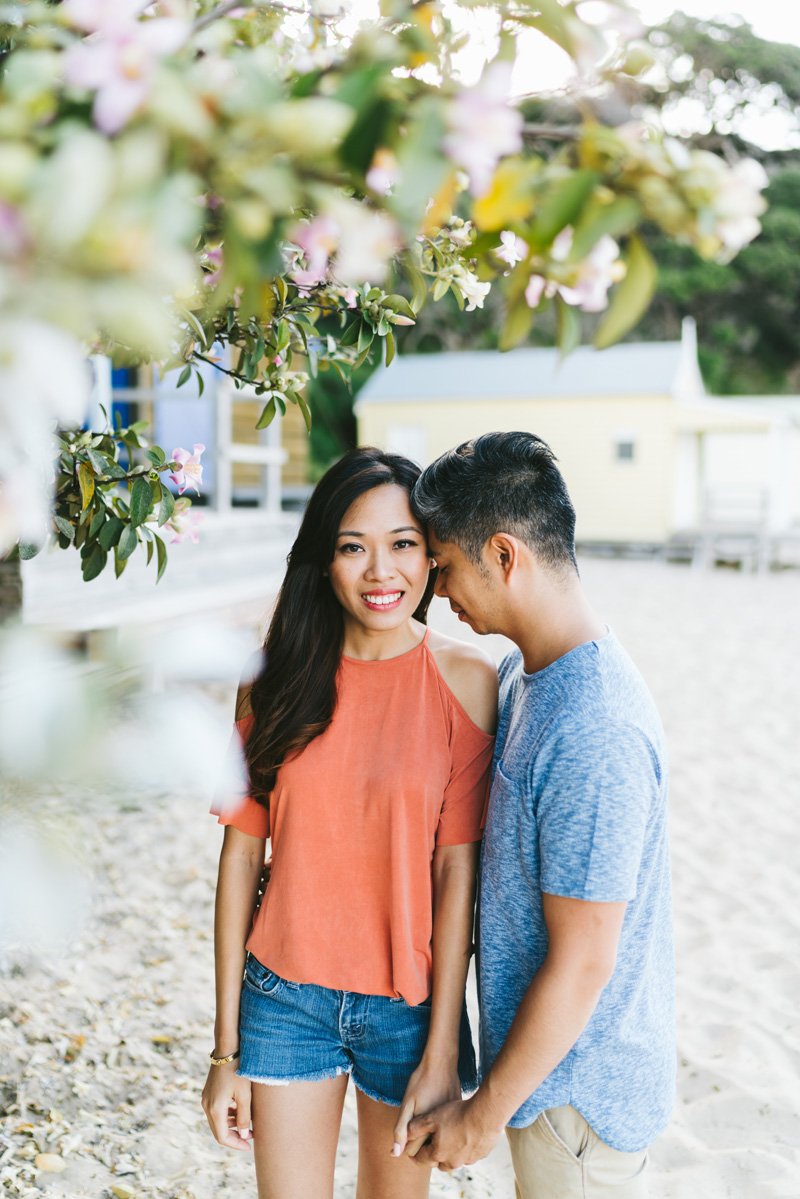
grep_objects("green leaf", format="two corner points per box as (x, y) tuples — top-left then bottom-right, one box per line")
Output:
(98, 515), (123, 550)
(297, 394), (312, 433)
(384, 329), (396, 367)
(176, 364), (192, 388)
(154, 534), (168, 584)
(340, 320), (360, 347)
(103, 458), (127, 480)
(499, 298), (535, 352)
(382, 294), (416, 321)
(158, 483), (175, 527)
(147, 446), (167, 468)
(555, 295), (582, 357)
(593, 237), (658, 350)
(529, 170), (599, 250)
(117, 524), (139, 561)
(146, 538), (155, 567)
(113, 547), (129, 579)
(129, 476), (152, 528)
(183, 308), (208, 348)
(256, 397), (277, 429)
(54, 515), (75, 543)
(358, 324), (375, 354)
(81, 543), (107, 582)
(89, 507), (106, 538)
(570, 196), (641, 262)
(86, 448), (109, 474)
(195, 369), (205, 397)
(18, 541), (41, 560)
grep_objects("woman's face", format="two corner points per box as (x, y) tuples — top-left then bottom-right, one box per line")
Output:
(328, 483), (432, 632)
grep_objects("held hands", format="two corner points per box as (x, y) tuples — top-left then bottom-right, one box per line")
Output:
(201, 1063), (253, 1152)
(403, 1095), (503, 1172)
(392, 1058), (462, 1159)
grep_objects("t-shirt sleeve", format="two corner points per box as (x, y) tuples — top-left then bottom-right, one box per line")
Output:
(210, 716), (270, 840)
(536, 720), (659, 902)
(436, 711), (495, 847)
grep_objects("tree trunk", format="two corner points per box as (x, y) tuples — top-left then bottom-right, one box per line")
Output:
(0, 555), (23, 625)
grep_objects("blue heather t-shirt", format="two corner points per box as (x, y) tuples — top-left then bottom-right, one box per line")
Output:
(478, 633), (674, 1153)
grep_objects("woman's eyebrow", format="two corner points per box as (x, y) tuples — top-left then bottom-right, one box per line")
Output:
(336, 525), (423, 537)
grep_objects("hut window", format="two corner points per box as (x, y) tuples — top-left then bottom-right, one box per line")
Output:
(614, 438), (636, 462)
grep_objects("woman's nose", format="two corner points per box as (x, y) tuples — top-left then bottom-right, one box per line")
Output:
(365, 549), (394, 580)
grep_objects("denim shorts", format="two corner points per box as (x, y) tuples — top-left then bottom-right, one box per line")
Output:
(238, 954), (478, 1106)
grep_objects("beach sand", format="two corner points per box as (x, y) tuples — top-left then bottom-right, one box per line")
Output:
(1, 557), (799, 1198)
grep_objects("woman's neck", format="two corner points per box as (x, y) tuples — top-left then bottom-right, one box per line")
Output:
(341, 618), (425, 662)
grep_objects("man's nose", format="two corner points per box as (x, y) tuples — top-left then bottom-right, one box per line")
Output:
(434, 573), (448, 598)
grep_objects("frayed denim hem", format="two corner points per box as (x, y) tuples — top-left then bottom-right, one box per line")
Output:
(237, 1065), (351, 1087)
(351, 1074), (401, 1107)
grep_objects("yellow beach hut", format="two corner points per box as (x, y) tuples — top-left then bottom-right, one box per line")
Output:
(355, 319), (799, 558)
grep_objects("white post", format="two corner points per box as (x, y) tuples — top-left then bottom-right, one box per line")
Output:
(215, 380), (233, 512)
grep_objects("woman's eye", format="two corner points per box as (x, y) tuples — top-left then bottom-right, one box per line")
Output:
(394, 539), (418, 550)
(339, 543), (363, 554)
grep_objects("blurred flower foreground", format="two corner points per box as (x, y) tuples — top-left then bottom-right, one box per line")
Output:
(0, 0), (769, 568)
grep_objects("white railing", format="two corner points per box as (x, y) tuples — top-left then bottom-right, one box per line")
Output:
(110, 377), (287, 513)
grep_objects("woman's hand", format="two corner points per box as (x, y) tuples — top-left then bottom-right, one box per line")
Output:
(201, 1062), (253, 1152)
(392, 1056), (462, 1158)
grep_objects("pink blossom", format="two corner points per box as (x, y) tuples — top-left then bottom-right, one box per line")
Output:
(444, 62), (523, 196)
(524, 274), (549, 308)
(203, 245), (224, 288)
(342, 287), (359, 308)
(497, 231), (527, 268)
(366, 149), (398, 195)
(169, 443), (205, 495)
(62, 0), (146, 34)
(288, 216), (339, 289)
(63, 14), (189, 134)
(0, 203), (28, 258)
(524, 230), (623, 313)
(558, 236), (622, 312)
(166, 508), (204, 545)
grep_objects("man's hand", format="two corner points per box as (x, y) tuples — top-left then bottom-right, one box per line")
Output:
(405, 1096), (502, 1171)
(392, 1059), (461, 1158)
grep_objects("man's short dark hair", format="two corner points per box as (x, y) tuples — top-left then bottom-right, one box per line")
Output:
(411, 431), (578, 571)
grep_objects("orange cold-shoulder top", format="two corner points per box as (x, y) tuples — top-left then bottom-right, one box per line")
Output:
(216, 629), (494, 1005)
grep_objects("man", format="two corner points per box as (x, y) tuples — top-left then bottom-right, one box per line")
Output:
(395, 432), (674, 1198)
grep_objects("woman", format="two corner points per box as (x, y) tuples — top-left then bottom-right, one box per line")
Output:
(202, 448), (497, 1199)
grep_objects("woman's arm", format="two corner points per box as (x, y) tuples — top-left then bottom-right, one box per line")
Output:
(201, 824), (266, 1152)
(392, 840), (480, 1155)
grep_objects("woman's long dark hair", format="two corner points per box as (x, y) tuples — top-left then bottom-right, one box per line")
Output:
(240, 447), (436, 804)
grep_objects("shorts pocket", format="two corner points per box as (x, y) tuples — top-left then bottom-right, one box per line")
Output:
(388, 994), (432, 1008)
(243, 955), (284, 997)
(538, 1109), (589, 1164)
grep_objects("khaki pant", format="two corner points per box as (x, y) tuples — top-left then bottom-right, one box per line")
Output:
(506, 1106), (648, 1199)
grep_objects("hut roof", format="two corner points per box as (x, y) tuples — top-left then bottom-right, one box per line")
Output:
(356, 336), (705, 408)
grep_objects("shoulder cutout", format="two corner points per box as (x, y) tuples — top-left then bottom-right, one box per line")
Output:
(427, 630), (498, 735)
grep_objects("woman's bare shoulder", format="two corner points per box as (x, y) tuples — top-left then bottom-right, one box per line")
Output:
(427, 628), (498, 735)
(236, 647), (265, 720)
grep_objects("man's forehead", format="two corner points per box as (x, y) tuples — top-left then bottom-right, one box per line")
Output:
(428, 536), (458, 558)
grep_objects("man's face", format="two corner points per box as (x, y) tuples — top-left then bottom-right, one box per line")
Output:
(428, 535), (498, 635)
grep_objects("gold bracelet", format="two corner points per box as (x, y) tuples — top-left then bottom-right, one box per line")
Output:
(209, 1048), (240, 1066)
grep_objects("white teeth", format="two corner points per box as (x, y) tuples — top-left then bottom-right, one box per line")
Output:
(364, 592), (402, 606)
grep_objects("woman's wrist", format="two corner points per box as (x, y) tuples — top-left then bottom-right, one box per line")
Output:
(213, 1027), (240, 1059)
(420, 1041), (459, 1070)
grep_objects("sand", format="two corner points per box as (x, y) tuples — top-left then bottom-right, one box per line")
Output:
(1, 557), (799, 1198)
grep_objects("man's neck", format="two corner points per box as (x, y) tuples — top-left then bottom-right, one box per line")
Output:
(507, 585), (607, 676)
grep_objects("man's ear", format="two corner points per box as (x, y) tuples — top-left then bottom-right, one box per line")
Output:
(486, 533), (519, 578)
